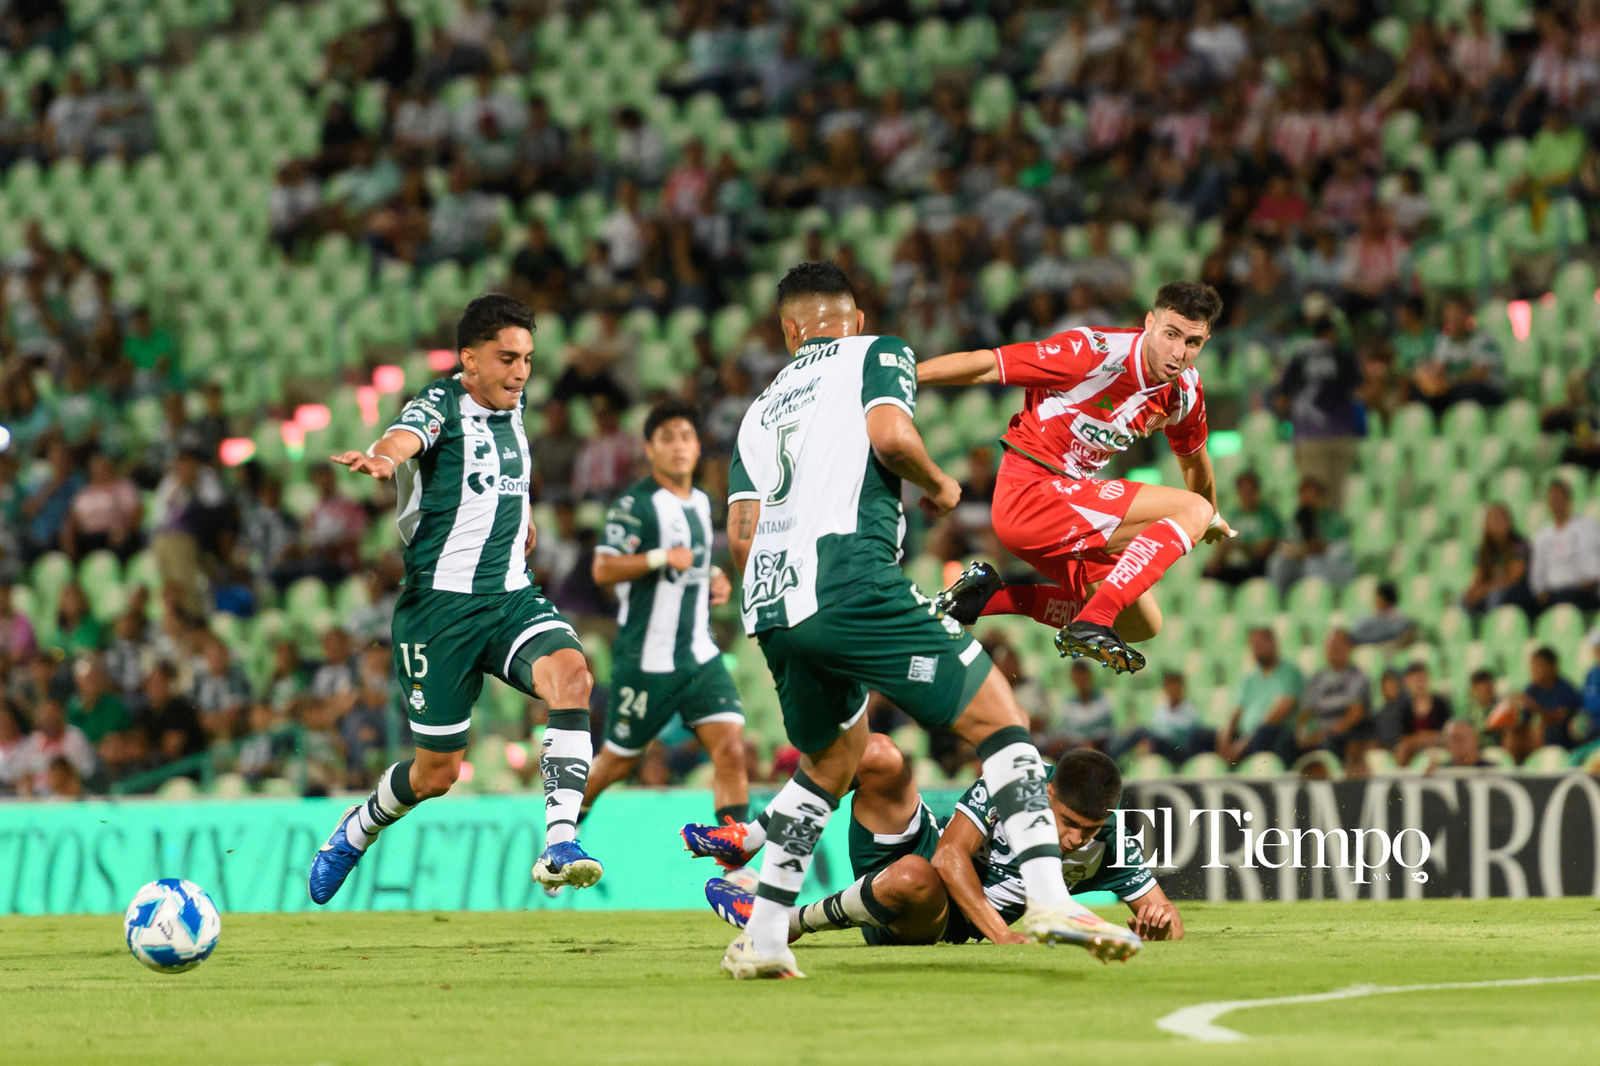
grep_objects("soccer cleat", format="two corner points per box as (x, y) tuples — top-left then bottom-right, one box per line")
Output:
(308, 804), (365, 905)
(720, 932), (804, 980)
(1055, 620), (1146, 674)
(705, 877), (802, 942)
(681, 819), (759, 867)
(1018, 903), (1143, 962)
(934, 560), (1003, 626)
(532, 840), (604, 889)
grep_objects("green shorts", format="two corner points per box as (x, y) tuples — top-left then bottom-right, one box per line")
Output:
(755, 574), (991, 755)
(391, 583), (584, 752)
(847, 801), (978, 946)
(604, 655), (744, 756)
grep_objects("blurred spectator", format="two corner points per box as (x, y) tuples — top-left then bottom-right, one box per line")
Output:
(0, 584), (38, 665)
(104, 608), (154, 697)
(1296, 629), (1373, 768)
(1120, 670), (1214, 765)
(1272, 305), (1361, 508)
(65, 654), (133, 773)
(530, 400), (581, 504)
(1463, 668), (1505, 732)
(1350, 581), (1419, 648)
(20, 699), (95, 795)
(135, 662), (205, 765)
(299, 465), (369, 585)
(0, 704), (29, 795)
(52, 583), (102, 655)
(1387, 662), (1453, 766)
(1429, 719), (1496, 771)
(425, 161), (503, 265)
(1204, 470), (1280, 585)
(21, 440), (84, 560)
(150, 449), (227, 614)
(1037, 660), (1114, 756)
(1267, 477), (1354, 593)
(365, 0), (417, 88)
(1519, 645), (1583, 750)
(62, 453), (142, 561)
(571, 396), (643, 501)
(1462, 502), (1534, 615)
(984, 637), (1052, 738)
(1339, 203), (1409, 317)
(345, 552), (403, 645)
(309, 628), (360, 720)
(259, 640), (310, 721)
(1409, 297), (1505, 412)
(192, 635), (252, 743)
(507, 218), (570, 314)
(122, 308), (180, 397)
(530, 501), (583, 594)
(1529, 480), (1600, 612)
(268, 160), (324, 256)
(1219, 627), (1302, 764)
(239, 476), (300, 590)
(340, 644), (397, 787)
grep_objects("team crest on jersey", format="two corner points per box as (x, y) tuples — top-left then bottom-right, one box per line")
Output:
(409, 686), (426, 712)
(1091, 332), (1110, 353)
(744, 549), (800, 609)
(1097, 480), (1125, 501)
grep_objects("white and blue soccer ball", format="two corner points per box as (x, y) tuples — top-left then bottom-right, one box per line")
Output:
(123, 878), (222, 974)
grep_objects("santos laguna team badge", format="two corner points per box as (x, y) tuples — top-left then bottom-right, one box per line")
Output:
(409, 685), (426, 712)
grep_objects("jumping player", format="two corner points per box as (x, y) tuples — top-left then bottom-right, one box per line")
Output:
(308, 294), (603, 904)
(919, 282), (1233, 674)
(687, 261), (1141, 979)
(704, 736), (1182, 949)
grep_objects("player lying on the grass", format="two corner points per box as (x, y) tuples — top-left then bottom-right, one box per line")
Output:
(920, 282), (1234, 676)
(704, 735), (1181, 950)
(309, 295), (603, 905)
(698, 261), (1141, 979)
(580, 399), (749, 831)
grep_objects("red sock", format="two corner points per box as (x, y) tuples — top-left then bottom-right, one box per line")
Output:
(1075, 519), (1192, 627)
(979, 585), (1082, 628)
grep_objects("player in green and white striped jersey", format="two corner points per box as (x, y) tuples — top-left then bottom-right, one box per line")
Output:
(580, 399), (748, 828)
(307, 295), (604, 906)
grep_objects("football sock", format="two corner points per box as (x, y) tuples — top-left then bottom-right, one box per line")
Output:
(1075, 519), (1192, 627)
(978, 727), (1071, 908)
(541, 709), (593, 846)
(748, 770), (838, 955)
(716, 803), (749, 825)
(347, 759), (417, 850)
(794, 872), (899, 936)
(738, 806), (772, 852)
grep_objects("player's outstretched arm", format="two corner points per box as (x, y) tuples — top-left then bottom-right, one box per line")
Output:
(591, 546), (694, 587)
(932, 810), (1030, 945)
(331, 429), (422, 481)
(1125, 883), (1184, 941)
(1175, 447), (1235, 544)
(916, 348), (1000, 387)
(865, 406), (961, 518)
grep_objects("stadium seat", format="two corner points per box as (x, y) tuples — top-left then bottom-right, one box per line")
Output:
(1235, 752), (1283, 777)
(1519, 746), (1572, 772)
(1180, 752), (1229, 778)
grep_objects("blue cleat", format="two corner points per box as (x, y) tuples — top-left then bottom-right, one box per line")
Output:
(532, 839), (603, 889)
(680, 819), (758, 867)
(309, 805), (365, 905)
(706, 877), (800, 942)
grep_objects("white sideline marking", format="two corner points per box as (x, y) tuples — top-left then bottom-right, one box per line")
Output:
(1157, 974), (1600, 1043)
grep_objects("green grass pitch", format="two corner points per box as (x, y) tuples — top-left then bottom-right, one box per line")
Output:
(4, 899), (1597, 1065)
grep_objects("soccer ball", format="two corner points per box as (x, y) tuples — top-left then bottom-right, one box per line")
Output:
(123, 878), (222, 974)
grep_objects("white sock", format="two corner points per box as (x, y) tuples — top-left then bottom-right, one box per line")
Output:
(979, 729), (1071, 909)
(795, 872), (899, 934)
(541, 711), (592, 846)
(748, 771), (837, 955)
(348, 760), (417, 850)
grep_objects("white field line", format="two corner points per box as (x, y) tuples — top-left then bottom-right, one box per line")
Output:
(1156, 974), (1600, 1043)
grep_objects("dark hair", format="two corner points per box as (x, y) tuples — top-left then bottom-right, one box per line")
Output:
(1152, 281), (1224, 326)
(1532, 645), (1558, 666)
(644, 399), (700, 441)
(1051, 749), (1122, 821)
(1236, 469), (1260, 490)
(1404, 660), (1428, 675)
(776, 260), (854, 308)
(456, 294), (535, 351)
(1469, 668), (1497, 684)
(1376, 581), (1398, 605)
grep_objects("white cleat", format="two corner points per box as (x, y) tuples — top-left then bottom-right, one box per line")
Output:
(1018, 904), (1143, 962)
(720, 932), (805, 980)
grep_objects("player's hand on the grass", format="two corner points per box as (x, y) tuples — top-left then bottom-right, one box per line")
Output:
(1201, 513), (1236, 545)
(919, 474), (962, 518)
(992, 929), (1031, 945)
(332, 451), (397, 480)
(665, 546), (695, 570)
(1128, 900), (1182, 941)
(709, 566), (732, 606)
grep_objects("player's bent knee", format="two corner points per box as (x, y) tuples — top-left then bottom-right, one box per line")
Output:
(858, 732), (907, 779)
(1173, 490), (1214, 541)
(877, 856), (944, 908)
(413, 763), (461, 799)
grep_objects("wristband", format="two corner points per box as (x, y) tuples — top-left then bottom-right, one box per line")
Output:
(646, 548), (668, 569)
(364, 446), (396, 470)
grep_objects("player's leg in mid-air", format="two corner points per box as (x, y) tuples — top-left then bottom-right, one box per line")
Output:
(309, 588), (603, 903)
(581, 656), (749, 828)
(937, 558), (1163, 642)
(708, 734), (952, 944)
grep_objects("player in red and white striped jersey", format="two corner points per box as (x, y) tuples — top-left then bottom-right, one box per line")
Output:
(917, 282), (1234, 674)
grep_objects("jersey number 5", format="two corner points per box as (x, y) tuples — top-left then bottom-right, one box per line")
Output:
(767, 422), (798, 506)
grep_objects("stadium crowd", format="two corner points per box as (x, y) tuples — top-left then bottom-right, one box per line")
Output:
(4, 0), (1600, 798)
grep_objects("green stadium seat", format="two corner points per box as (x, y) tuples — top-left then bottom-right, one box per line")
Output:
(1180, 752), (1230, 778)
(1520, 746), (1572, 772)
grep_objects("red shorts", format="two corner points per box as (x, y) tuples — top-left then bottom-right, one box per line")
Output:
(991, 450), (1141, 590)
